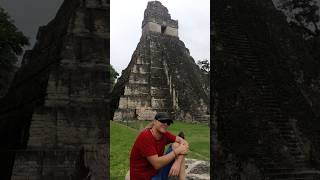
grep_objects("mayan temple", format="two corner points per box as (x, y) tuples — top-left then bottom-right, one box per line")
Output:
(213, 0), (320, 179)
(111, 1), (209, 122)
(0, 0), (109, 179)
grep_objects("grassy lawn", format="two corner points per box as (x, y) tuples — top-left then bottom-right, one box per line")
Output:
(167, 121), (210, 160)
(110, 122), (138, 180)
(110, 120), (210, 179)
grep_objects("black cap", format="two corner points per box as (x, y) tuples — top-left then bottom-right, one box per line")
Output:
(155, 112), (173, 123)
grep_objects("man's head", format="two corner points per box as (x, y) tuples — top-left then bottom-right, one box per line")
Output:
(153, 112), (173, 133)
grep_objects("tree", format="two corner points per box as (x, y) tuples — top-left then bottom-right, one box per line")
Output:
(0, 7), (29, 97)
(107, 64), (119, 86)
(279, 0), (320, 37)
(197, 59), (210, 73)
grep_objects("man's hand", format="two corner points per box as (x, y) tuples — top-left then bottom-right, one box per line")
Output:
(176, 136), (189, 146)
(175, 143), (189, 155)
(180, 138), (189, 146)
(169, 160), (181, 176)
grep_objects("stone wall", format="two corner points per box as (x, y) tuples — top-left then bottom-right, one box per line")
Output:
(112, 20), (209, 123)
(111, 1), (209, 122)
(0, 0), (109, 179)
(213, 0), (320, 178)
(142, 22), (161, 34)
(164, 26), (178, 37)
(142, 22), (178, 37)
(142, 1), (178, 28)
(142, 1), (179, 37)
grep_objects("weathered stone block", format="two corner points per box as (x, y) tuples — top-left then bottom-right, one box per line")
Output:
(150, 87), (169, 97)
(72, 10), (89, 33)
(118, 97), (129, 109)
(129, 73), (149, 84)
(151, 98), (170, 108)
(150, 60), (163, 67)
(73, 37), (107, 63)
(124, 85), (149, 95)
(128, 96), (151, 108)
(132, 64), (149, 74)
(150, 67), (164, 77)
(150, 77), (168, 86)
(28, 110), (56, 148)
(142, 21), (161, 34)
(46, 77), (69, 100)
(136, 109), (157, 120)
(136, 57), (150, 65)
(113, 109), (135, 120)
(91, 9), (108, 34)
(164, 26), (178, 37)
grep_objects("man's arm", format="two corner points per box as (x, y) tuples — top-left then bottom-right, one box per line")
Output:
(146, 150), (176, 170)
(147, 143), (188, 170)
(169, 143), (185, 176)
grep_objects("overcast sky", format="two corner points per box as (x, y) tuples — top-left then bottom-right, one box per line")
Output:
(0, 0), (63, 48)
(111, 0), (210, 75)
(0, 0), (210, 73)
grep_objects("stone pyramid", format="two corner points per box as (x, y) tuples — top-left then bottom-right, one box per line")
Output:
(0, 0), (109, 179)
(111, 1), (209, 122)
(213, 0), (320, 178)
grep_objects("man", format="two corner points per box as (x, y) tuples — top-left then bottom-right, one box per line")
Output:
(130, 112), (189, 180)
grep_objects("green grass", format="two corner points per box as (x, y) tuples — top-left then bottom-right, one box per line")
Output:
(110, 122), (138, 180)
(167, 121), (210, 161)
(110, 120), (210, 179)
(117, 120), (150, 130)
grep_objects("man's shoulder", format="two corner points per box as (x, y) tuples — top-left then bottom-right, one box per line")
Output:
(164, 131), (175, 137)
(135, 129), (155, 146)
(137, 129), (152, 139)
(164, 131), (176, 142)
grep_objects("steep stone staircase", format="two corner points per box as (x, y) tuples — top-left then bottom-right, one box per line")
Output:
(215, 4), (320, 179)
(114, 36), (175, 121)
(149, 40), (173, 113)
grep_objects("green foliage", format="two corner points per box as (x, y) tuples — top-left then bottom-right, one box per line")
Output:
(197, 59), (210, 73)
(0, 7), (29, 55)
(280, 0), (320, 36)
(110, 121), (210, 179)
(0, 7), (29, 96)
(107, 64), (119, 86)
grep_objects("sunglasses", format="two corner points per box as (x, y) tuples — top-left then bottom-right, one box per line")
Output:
(158, 120), (172, 126)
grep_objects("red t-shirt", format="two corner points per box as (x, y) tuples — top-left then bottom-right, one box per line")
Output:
(130, 129), (176, 180)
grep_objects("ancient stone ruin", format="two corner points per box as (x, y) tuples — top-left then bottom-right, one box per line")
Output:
(213, 0), (320, 179)
(0, 0), (109, 179)
(111, 1), (209, 122)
